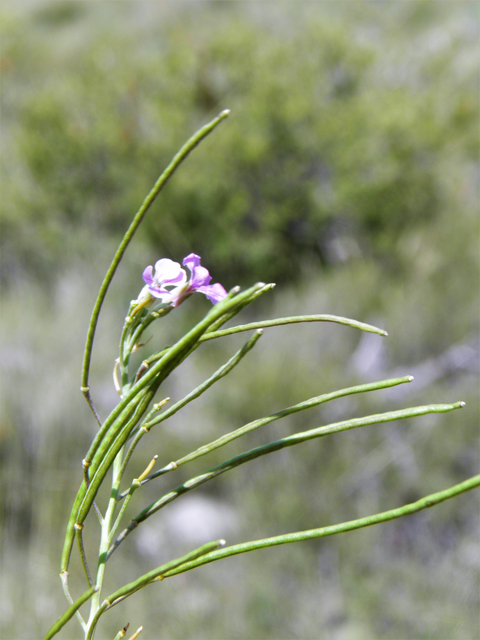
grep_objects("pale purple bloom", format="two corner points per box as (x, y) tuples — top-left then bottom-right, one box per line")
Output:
(141, 253), (227, 308)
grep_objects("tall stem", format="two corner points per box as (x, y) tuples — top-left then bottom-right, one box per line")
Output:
(81, 110), (230, 415)
(86, 445), (126, 638)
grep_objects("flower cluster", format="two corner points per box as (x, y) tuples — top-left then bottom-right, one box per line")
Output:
(139, 253), (227, 309)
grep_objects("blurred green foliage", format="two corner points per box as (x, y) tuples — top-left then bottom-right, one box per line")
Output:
(2, 0), (477, 288)
(0, 2), (478, 639)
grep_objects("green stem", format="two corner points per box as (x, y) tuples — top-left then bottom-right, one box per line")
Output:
(200, 283), (276, 336)
(43, 585), (98, 640)
(141, 329), (263, 432)
(106, 540), (225, 606)
(78, 284), (267, 526)
(76, 525), (93, 587)
(113, 330), (263, 502)
(146, 376), (414, 482)
(108, 400), (464, 557)
(77, 390), (156, 527)
(86, 541), (224, 638)
(86, 446), (127, 638)
(127, 306), (172, 355)
(61, 389), (153, 572)
(200, 314), (388, 342)
(59, 570), (87, 631)
(161, 473), (480, 579)
(109, 485), (137, 543)
(114, 427), (153, 498)
(82, 283), (260, 472)
(81, 109), (230, 410)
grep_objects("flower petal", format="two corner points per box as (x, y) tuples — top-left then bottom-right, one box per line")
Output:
(153, 259), (186, 286)
(182, 253), (201, 270)
(140, 254), (227, 309)
(196, 283), (228, 305)
(191, 265), (212, 288)
(147, 285), (173, 300)
(183, 254), (212, 288)
(142, 265), (154, 285)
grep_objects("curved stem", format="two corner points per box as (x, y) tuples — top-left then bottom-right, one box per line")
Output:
(86, 436), (133, 637)
(82, 283), (260, 472)
(43, 585), (98, 640)
(81, 109), (230, 414)
(160, 473), (480, 579)
(200, 314), (388, 343)
(106, 540), (225, 605)
(146, 376), (414, 483)
(86, 541), (224, 638)
(108, 400), (464, 557)
(141, 329), (263, 432)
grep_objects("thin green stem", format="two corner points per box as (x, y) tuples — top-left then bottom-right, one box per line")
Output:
(85, 601), (109, 640)
(108, 400), (464, 557)
(61, 389), (154, 573)
(200, 314), (388, 343)
(141, 329), (263, 432)
(43, 585), (98, 640)
(86, 446), (126, 637)
(79, 285), (267, 517)
(114, 330), (263, 502)
(78, 390), (156, 526)
(118, 315), (135, 392)
(145, 376), (414, 483)
(109, 487), (136, 543)
(106, 540), (225, 605)
(108, 444), (162, 544)
(127, 306), (172, 356)
(133, 347), (170, 383)
(115, 427), (152, 493)
(86, 541), (224, 638)
(82, 283), (260, 472)
(75, 525), (93, 587)
(200, 283), (276, 336)
(161, 473), (480, 579)
(59, 571), (86, 631)
(81, 109), (230, 411)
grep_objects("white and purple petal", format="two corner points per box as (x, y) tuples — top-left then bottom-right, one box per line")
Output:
(147, 285), (173, 300)
(190, 265), (212, 288)
(183, 253), (213, 288)
(142, 265), (154, 286)
(152, 258), (186, 286)
(182, 253), (201, 271)
(141, 254), (227, 308)
(196, 283), (228, 304)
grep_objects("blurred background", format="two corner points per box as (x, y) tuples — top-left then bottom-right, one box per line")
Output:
(1, 1), (479, 638)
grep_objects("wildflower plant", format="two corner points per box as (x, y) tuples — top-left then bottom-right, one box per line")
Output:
(44, 111), (480, 640)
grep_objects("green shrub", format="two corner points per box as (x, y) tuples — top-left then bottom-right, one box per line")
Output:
(2, 2), (477, 287)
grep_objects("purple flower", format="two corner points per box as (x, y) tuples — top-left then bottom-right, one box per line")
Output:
(141, 253), (227, 308)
